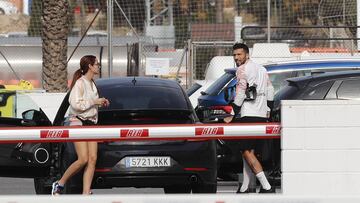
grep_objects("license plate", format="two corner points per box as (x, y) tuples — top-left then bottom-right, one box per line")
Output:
(125, 156), (171, 168)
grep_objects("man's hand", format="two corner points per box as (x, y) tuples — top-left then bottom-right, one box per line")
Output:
(223, 116), (233, 123)
(223, 103), (241, 123)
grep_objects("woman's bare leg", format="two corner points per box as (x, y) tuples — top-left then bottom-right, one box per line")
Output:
(82, 141), (97, 194)
(58, 142), (89, 186)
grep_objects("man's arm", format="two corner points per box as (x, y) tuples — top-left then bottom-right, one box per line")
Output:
(266, 73), (275, 120)
(233, 65), (247, 107)
(266, 73), (274, 101)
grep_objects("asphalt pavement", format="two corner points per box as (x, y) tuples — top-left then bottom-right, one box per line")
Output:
(0, 178), (281, 195)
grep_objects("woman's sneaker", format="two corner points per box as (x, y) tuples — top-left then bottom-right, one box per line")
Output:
(51, 181), (64, 196)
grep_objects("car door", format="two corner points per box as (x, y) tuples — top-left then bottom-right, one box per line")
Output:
(0, 91), (53, 178)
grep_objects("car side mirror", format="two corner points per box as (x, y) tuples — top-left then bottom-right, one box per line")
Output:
(22, 109), (51, 126)
(22, 109), (36, 120)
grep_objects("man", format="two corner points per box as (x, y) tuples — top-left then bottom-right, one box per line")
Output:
(226, 43), (275, 193)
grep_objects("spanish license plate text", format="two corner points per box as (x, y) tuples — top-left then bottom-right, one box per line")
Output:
(125, 157), (171, 167)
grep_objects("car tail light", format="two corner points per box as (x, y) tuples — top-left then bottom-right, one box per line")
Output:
(95, 168), (112, 172)
(209, 105), (232, 115)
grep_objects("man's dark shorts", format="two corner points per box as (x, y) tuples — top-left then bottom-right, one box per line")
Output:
(231, 116), (268, 151)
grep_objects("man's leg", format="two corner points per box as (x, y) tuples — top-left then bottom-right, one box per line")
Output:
(243, 150), (272, 191)
(238, 157), (251, 192)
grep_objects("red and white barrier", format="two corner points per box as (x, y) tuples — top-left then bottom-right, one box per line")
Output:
(0, 123), (280, 143)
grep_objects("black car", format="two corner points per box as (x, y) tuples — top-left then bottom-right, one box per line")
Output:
(0, 77), (217, 194)
(272, 70), (360, 121)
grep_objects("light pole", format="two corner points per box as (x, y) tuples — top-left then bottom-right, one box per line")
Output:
(107, 0), (113, 77)
(267, 0), (271, 43)
(357, 0), (360, 50)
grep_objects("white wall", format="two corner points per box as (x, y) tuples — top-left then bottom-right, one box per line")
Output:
(281, 100), (360, 195)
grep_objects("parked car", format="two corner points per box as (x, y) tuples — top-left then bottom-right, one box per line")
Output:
(197, 59), (360, 122)
(0, 1), (17, 15)
(196, 59), (360, 181)
(186, 56), (235, 108)
(272, 70), (360, 121)
(0, 77), (217, 194)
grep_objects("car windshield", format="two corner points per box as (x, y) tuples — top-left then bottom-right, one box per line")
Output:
(204, 72), (235, 95)
(99, 85), (188, 110)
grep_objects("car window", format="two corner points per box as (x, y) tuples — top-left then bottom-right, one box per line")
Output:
(302, 80), (334, 100)
(267, 67), (360, 93)
(268, 71), (296, 93)
(274, 83), (299, 102)
(336, 79), (360, 100)
(100, 86), (188, 110)
(205, 72), (235, 95)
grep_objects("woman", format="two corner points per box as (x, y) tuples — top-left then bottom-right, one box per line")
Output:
(51, 55), (109, 195)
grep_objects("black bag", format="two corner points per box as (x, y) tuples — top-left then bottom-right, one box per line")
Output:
(245, 83), (257, 101)
(76, 116), (96, 126)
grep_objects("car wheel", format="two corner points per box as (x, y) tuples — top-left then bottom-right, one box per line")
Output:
(192, 183), (217, 193)
(0, 9), (4, 15)
(34, 177), (52, 194)
(163, 185), (191, 193)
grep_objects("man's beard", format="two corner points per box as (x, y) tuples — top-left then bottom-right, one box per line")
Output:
(236, 60), (245, 66)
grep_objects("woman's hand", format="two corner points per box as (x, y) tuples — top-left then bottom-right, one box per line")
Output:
(95, 97), (110, 107)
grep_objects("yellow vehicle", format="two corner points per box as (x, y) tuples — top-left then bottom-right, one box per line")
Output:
(0, 80), (34, 117)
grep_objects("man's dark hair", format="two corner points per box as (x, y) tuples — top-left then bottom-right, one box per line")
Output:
(233, 43), (249, 54)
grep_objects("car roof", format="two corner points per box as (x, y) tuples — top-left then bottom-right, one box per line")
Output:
(96, 76), (181, 89)
(286, 70), (360, 89)
(264, 59), (360, 71)
(224, 58), (360, 74)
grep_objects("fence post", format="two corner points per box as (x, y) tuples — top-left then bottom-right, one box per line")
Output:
(187, 39), (193, 88)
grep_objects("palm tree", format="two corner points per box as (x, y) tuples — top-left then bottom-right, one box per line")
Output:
(42, 0), (70, 92)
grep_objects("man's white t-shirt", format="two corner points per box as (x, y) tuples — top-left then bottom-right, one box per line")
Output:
(234, 59), (274, 118)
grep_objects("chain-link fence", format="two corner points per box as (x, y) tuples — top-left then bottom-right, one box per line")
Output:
(0, 0), (359, 88)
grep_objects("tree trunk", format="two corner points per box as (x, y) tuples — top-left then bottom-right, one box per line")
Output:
(42, 0), (70, 92)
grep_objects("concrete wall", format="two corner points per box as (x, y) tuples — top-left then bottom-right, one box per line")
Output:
(281, 100), (360, 195)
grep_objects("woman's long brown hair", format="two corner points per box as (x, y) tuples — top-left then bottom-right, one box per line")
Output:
(69, 55), (96, 89)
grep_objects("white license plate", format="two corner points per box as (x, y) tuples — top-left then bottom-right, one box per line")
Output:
(125, 156), (171, 168)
